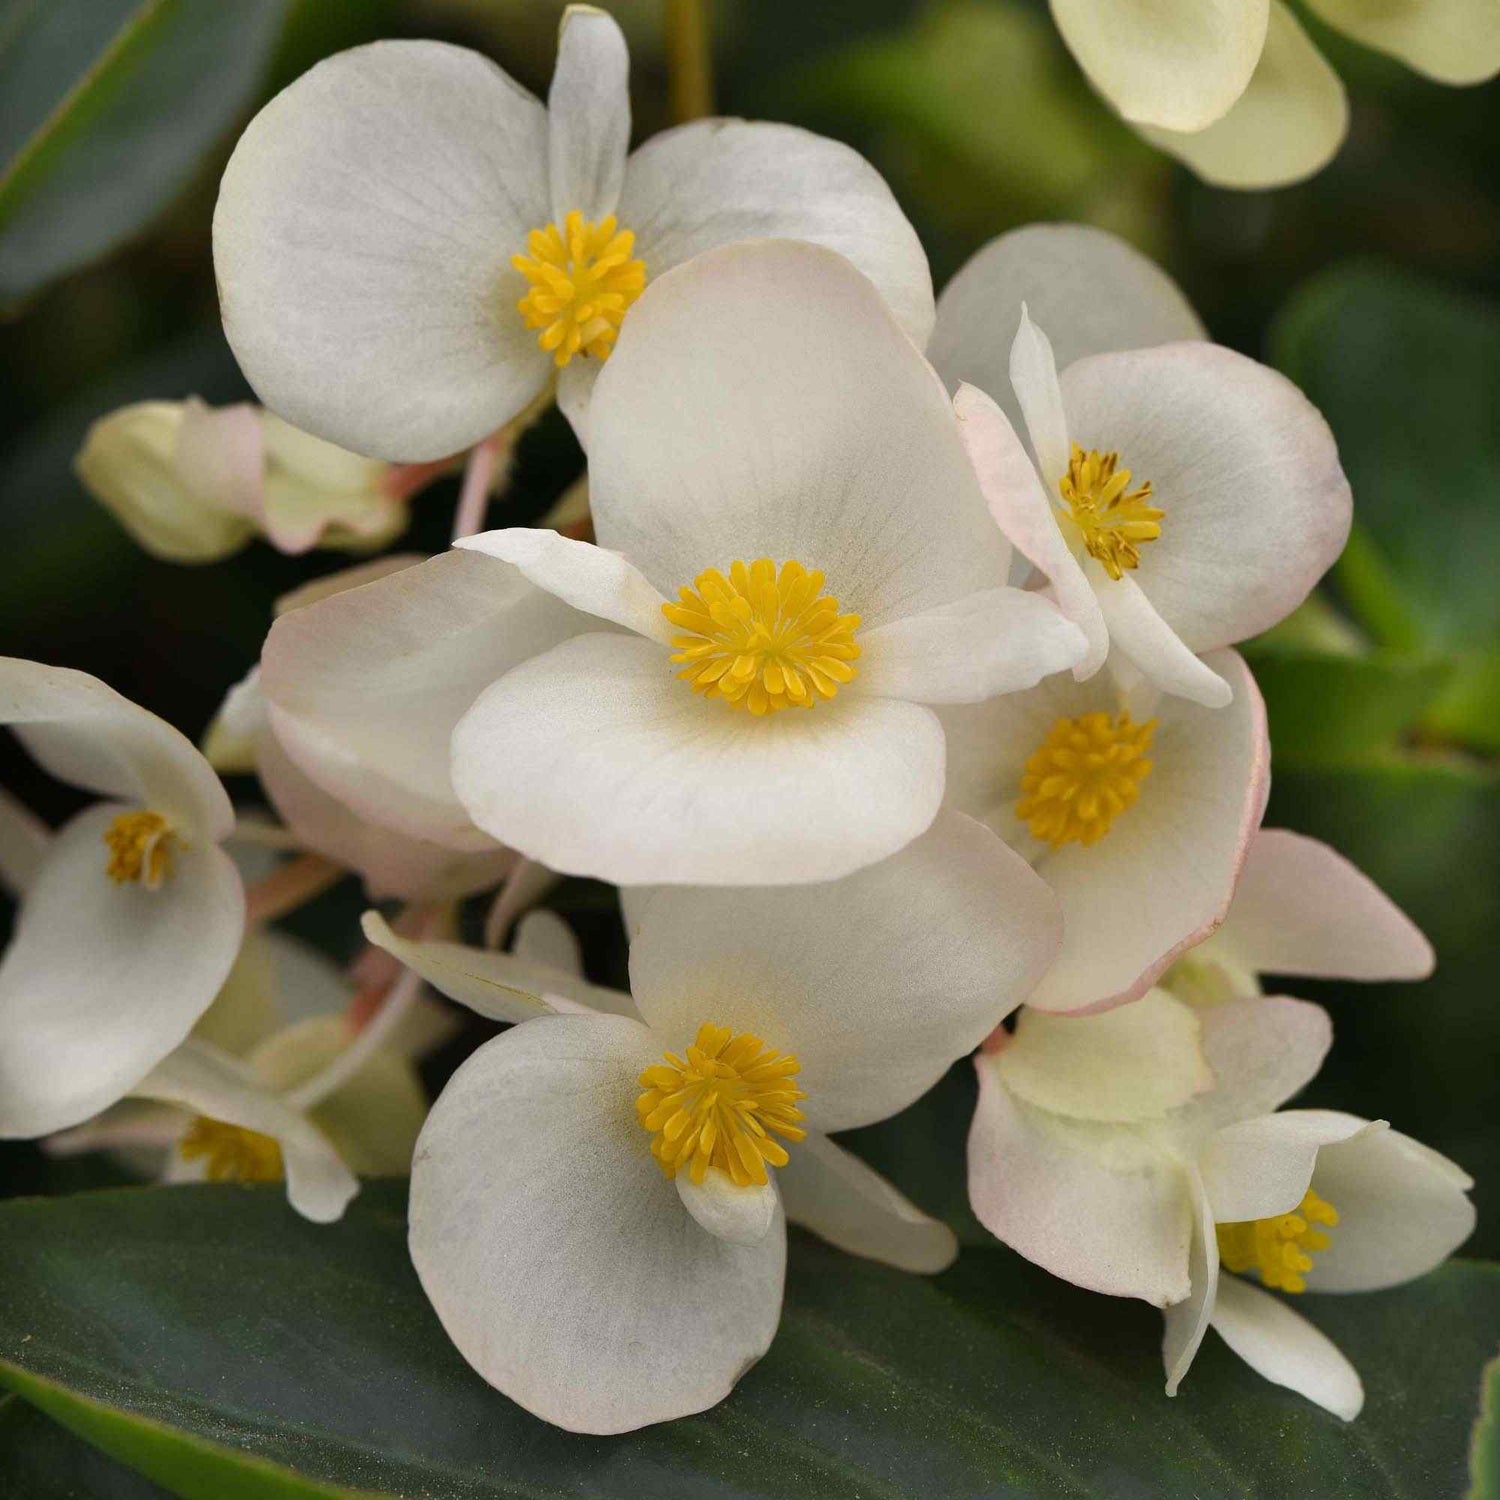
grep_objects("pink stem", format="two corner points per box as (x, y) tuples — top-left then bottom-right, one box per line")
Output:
(450, 437), (503, 542)
(244, 854), (343, 925)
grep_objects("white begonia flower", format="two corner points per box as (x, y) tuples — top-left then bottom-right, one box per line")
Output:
(940, 649), (1267, 1013)
(212, 5), (934, 460)
(371, 811), (1061, 1432)
(0, 659), (245, 1137)
(75, 398), (411, 563)
(953, 304), (1351, 707)
(445, 240), (1087, 886)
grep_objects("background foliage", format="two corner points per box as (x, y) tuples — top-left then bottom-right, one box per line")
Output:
(0, 1), (1495, 1495)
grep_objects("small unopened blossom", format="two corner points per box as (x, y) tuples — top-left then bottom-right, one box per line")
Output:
(0, 659), (244, 1137)
(213, 5), (933, 458)
(76, 398), (412, 563)
(363, 810), (1058, 1431)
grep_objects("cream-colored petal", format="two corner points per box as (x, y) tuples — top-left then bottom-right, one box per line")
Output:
(1304, 0), (1500, 85)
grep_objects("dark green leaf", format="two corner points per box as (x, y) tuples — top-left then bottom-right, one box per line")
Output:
(0, 1183), (1493, 1498)
(0, 0), (288, 304)
(1472, 1355), (1500, 1499)
(0, 1392), (173, 1498)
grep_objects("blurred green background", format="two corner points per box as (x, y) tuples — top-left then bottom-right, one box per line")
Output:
(0, 0), (1495, 1261)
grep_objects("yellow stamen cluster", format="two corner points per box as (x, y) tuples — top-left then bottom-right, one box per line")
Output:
(1217, 1189), (1339, 1294)
(103, 810), (177, 889)
(1058, 443), (1164, 580)
(1017, 711), (1157, 848)
(179, 1117), (285, 1184)
(512, 211), (646, 366)
(663, 558), (861, 715)
(637, 1023), (807, 1186)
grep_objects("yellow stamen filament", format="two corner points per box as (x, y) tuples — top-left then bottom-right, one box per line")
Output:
(637, 1023), (807, 1186)
(1059, 443), (1164, 580)
(662, 558), (861, 716)
(512, 210), (646, 366)
(1217, 1189), (1339, 1294)
(1017, 711), (1157, 848)
(179, 1117), (285, 1184)
(103, 810), (178, 889)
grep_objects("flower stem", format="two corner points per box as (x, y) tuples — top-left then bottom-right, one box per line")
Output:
(450, 436), (503, 542)
(666, 0), (713, 124)
(244, 853), (342, 925)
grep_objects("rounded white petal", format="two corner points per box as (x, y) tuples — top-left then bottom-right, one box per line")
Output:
(139, 1039), (357, 1224)
(409, 1014), (785, 1433)
(777, 1130), (957, 1274)
(1061, 342), (1352, 652)
(931, 224), (1204, 420)
(1199, 1108), (1371, 1223)
(547, 5), (629, 222)
(587, 241), (1008, 628)
(1144, 3), (1348, 191)
(629, 809), (1061, 1130)
(995, 988), (1212, 1124)
(1306, 1120), (1476, 1292)
(0, 808), (244, 1137)
(1218, 828), (1434, 982)
(1163, 1167), (1219, 1394)
(452, 632), (947, 887)
(620, 121), (933, 346)
(1211, 1274), (1363, 1420)
(1304, 0), (1500, 85)
(676, 1170), (779, 1246)
(1051, 0), (1268, 130)
(1091, 569), (1235, 708)
(0, 657), (233, 841)
(214, 41), (552, 460)
(260, 549), (583, 848)
(0, 784), (50, 897)
(969, 1054), (1193, 1304)
(456, 529), (672, 641)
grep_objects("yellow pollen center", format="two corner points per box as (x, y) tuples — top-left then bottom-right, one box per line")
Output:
(1058, 443), (1164, 580)
(662, 558), (861, 716)
(103, 810), (178, 889)
(179, 1117), (285, 1184)
(512, 210), (646, 366)
(1017, 711), (1157, 848)
(637, 1022), (808, 1187)
(1217, 1189), (1339, 1294)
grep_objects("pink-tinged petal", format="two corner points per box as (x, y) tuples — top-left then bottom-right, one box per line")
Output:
(1180, 996), (1333, 1130)
(174, 399), (265, 523)
(1163, 1166), (1219, 1395)
(547, 5), (629, 223)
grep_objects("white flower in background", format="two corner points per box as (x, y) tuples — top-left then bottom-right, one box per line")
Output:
(949, 283), (1350, 706)
(0, 659), (244, 1137)
(212, 5), (933, 459)
(366, 811), (1061, 1432)
(1049, 0), (1499, 188)
(75, 398), (413, 563)
(940, 650), (1267, 1013)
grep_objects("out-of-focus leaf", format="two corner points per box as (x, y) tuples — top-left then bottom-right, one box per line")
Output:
(0, 0), (288, 305)
(0, 1183), (1495, 1498)
(0, 1392), (173, 1498)
(1472, 1354), (1500, 1499)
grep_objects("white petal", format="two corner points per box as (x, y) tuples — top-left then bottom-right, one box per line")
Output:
(857, 587), (1086, 703)
(1217, 828), (1434, 982)
(555, 356), (601, 447)
(1199, 1108), (1371, 1223)
(1210, 1274), (1363, 1420)
(1163, 1167), (1219, 1394)
(1008, 307), (1071, 487)
(409, 1013), (784, 1433)
(1304, 0), (1500, 84)
(1061, 342), (1352, 652)
(0, 784), (50, 896)
(0, 657), (233, 840)
(1143, 3), (1348, 190)
(0, 808), (244, 1137)
(1181, 995), (1333, 1130)
(620, 122), (933, 346)
(138, 1039), (357, 1224)
(456, 529), (672, 641)
(1051, 0), (1268, 130)
(587, 241), (1007, 627)
(676, 1170), (778, 1246)
(213, 41), (551, 460)
(969, 1055), (1193, 1304)
(512, 909), (583, 977)
(930, 224), (1204, 420)
(260, 549), (583, 848)
(452, 632), (946, 887)
(202, 665), (266, 776)
(953, 382), (1108, 680)
(1091, 571), (1235, 708)
(1306, 1120), (1476, 1292)
(547, 5), (629, 222)
(630, 809), (1061, 1131)
(174, 399), (265, 523)
(995, 988), (1211, 1124)
(777, 1130), (956, 1273)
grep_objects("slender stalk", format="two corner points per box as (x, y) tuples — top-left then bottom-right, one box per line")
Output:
(450, 436), (503, 542)
(666, 0), (713, 124)
(244, 853), (342, 925)
(286, 966), (423, 1112)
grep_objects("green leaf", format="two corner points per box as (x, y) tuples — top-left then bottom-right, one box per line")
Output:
(0, 0), (288, 305)
(1472, 1355), (1500, 1499)
(0, 1392), (173, 1497)
(0, 1184), (1494, 1498)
